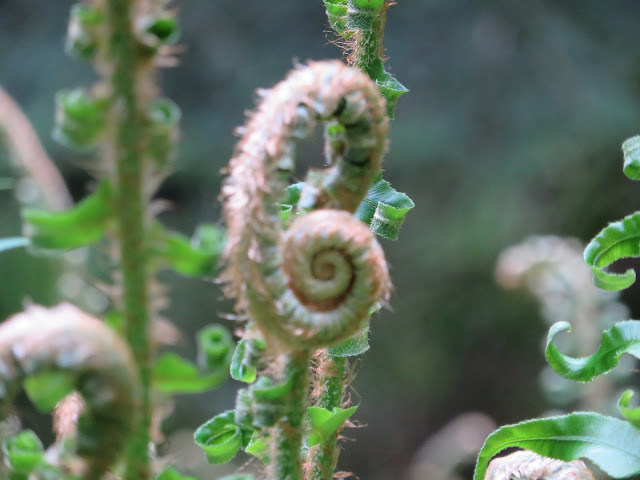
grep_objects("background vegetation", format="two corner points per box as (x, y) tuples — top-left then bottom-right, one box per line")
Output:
(2, 1), (640, 478)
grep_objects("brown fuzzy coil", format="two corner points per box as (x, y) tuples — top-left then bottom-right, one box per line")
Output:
(276, 209), (389, 346)
(222, 60), (390, 350)
(485, 450), (595, 480)
(0, 304), (140, 480)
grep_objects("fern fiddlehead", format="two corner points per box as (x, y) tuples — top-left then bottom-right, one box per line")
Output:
(0, 303), (140, 480)
(220, 60), (390, 479)
(302, 3), (407, 477)
(222, 60), (390, 351)
(485, 450), (595, 480)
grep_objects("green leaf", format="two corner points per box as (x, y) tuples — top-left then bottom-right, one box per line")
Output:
(145, 17), (179, 44)
(66, 4), (103, 60)
(104, 310), (124, 333)
(194, 411), (243, 464)
(280, 183), (304, 221)
(0, 237), (30, 253)
(153, 353), (226, 394)
(156, 467), (199, 480)
(197, 325), (234, 373)
(369, 58), (409, 118)
(355, 173), (414, 240)
(2, 430), (45, 474)
(584, 211), (640, 290)
(245, 433), (269, 463)
(618, 390), (640, 429)
(23, 180), (114, 250)
(474, 412), (640, 480)
(323, 0), (348, 36)
(243, 376), (296, 428)
(252, 376), (293, 402)
(71, 3), (103, 26)
(285, 183), (304, 207)
(148, 98), (181, 129)
(230, 339), (257, 383)
(52, 88), (109, 151)
(279, 204), (293, 221)
(328, 322), (370, 357)
(23, 371), (75, 413)
(281, 177), (414, 241)
(623, 136), (640, 180)
(345, 1), (378, 31)
(147, 98), (181, 167)
(230, 338), (265, 383)
(153, 223), (225, 277)
(307, 406), (358, 447)
(546, 320), (640, 382)
(350, 0), (385, 9)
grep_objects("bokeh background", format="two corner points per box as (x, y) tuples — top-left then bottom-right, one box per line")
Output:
(3, 1), (640, 479)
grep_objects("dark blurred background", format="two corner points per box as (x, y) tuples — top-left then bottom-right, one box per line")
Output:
(3, 1), (640, 479)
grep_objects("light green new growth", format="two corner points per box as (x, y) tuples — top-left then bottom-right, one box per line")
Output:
(475, 44), (640, 480)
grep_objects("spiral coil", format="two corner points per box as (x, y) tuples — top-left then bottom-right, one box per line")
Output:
(222, 61), (390, 350)
(0, 304), (140, 480)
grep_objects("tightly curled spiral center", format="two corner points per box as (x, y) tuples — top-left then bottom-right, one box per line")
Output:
(300, 248), (355, 311)
(281, 210), (389, 330)
(312, 250), (339, 281)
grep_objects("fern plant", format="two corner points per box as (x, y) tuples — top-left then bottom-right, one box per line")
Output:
(193, 2), (411, 479)
(0, 1), (411, 480)
(473, 137), (640, 477)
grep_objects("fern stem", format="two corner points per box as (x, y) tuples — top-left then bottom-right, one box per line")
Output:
(273, 351), (312, 480)
(307, 354), (347, 480)
(105, 1), (152, 478)
(347, 0), (389, 78)
(319, 356), (346, 410)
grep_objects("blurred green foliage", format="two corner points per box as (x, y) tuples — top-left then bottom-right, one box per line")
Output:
(3, 1), (640, 478)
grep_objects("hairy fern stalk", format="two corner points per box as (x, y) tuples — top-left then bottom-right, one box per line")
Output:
(194, 1), (410, 479)
(0, 2), (411, 480)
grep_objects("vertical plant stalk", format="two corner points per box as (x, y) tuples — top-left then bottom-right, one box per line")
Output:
(346, 0), (390, 77)
(307, 354), (347, 480)
(222, 61), (390, 479)
(105, 1), (152, 478)
(272, 351), (312, 480)
(316, 355), (347, 411)
(305, 2), (402, 476)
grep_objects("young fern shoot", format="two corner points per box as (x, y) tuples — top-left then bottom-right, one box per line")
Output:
(196, 4), (410, 479)
(220, 60), (390, 479)
(222, 62), (390, 348)
(474, 87), (640, 480)
(0, 304), (140, 480)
